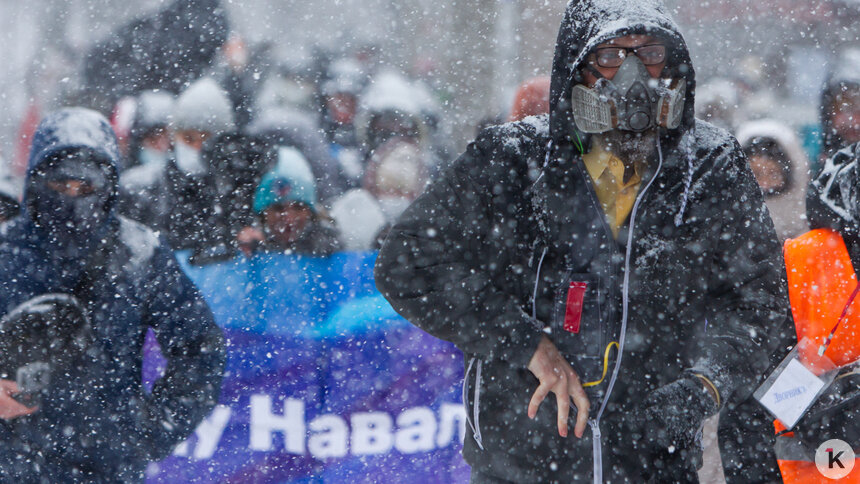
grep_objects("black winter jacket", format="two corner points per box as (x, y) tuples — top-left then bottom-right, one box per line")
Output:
(375, 0), (790, 482)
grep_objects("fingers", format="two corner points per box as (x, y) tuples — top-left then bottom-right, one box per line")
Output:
(0, 380), (20, 394)
(528, 382), (551, 419)
(0, 380), (37, 420)
(555, 382), (570, 437)
(525, 337), (588, 439)
(567, 370), (591, 438)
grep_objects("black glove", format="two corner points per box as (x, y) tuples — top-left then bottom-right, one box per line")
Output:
(640, 376), (718, 452)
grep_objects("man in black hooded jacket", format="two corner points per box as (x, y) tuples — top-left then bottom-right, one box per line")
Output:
(375, 0), (790, 482)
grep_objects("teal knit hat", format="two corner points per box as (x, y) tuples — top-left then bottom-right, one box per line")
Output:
(254, 146), (317, 213)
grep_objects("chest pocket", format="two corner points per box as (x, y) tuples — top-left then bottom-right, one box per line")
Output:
(550, 272), (607, 385)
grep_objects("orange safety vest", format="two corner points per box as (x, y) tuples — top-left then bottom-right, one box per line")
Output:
(775, 228), (860, 483)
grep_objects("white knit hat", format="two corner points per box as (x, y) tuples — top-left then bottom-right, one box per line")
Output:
(172, 77), (236, 134)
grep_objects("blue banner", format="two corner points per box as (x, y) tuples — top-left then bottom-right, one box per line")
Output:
(143, 252), (469, 483)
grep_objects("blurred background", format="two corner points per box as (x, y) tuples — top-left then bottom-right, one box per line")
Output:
(0, 0), (856, 160)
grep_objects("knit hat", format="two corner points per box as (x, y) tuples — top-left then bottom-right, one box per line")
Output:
(135, 90), (174, 131)
(172, 77), (235, 133)
(254, 146), (317, 213)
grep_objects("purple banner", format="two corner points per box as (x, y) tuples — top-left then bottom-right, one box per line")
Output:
(143, 252), (470, 483)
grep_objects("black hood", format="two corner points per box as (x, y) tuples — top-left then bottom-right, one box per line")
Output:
(24, 108), (120, 217)
(548, 0), (697, 146)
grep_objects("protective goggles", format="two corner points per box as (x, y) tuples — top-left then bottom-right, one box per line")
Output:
(592, 44), (666, 68)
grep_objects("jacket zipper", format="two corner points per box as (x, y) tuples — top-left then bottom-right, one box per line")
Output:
(463, 357), (485, 450)
(590, 138), (665, 483)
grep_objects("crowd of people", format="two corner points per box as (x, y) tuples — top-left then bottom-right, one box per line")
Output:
(692, 47), (860, 245)
(109, 52), (452, 263)
(1, 25), (852, 268)
(2, 36), (457, 265)
(0, 0), (854, 481)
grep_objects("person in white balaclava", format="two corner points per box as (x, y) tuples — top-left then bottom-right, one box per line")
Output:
(736, 118), (811, 241)
(171, 77), (236, 176)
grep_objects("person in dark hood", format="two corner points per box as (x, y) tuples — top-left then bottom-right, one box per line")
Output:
(0, 108), (225, 481)
(818, 49), (860, 168)
(374, 0), (790, 481)
(808, 141), (860, 267)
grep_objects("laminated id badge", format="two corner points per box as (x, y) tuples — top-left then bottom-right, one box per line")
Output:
(754, 338), (839, 429)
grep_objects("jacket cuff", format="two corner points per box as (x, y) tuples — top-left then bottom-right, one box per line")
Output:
(692, 373), (722, 408)
(685, 366), (726, 411)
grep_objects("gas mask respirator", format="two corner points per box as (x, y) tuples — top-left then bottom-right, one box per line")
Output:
(571, 55), (686, 133)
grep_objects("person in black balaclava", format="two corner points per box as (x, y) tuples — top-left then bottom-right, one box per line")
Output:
(0, 108), (225, 482)
(28, 148), (113, 271)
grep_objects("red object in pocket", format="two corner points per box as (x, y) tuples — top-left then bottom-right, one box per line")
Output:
(565, 282), (588, 333)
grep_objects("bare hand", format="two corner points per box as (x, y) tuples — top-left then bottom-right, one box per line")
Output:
(0, 380), (37, 419)
(236, 227), (264, 257)
(527, 335), (590, 438)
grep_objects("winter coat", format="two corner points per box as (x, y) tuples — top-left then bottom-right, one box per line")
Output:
(0, 109), (225, 481)
(719, 125), (813, 483)
(206, 133), (271, 242)
(374, 0), (790, 481)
